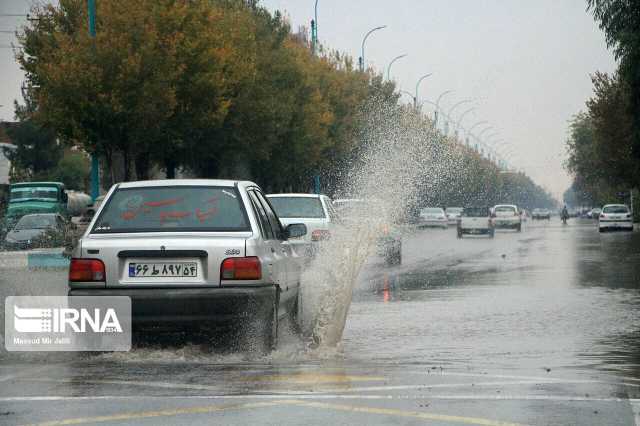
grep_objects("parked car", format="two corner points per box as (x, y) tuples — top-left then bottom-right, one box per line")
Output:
(531, 208), (551, 220)
(68, 179), (307, 351)
(445, 207), (463, 225)
(492, 204), (522, 231)
(418, 207), (448, 229)
(457, 207), (494, 238)
(267, 193), (337, 257)
(598, 204), (633, 232)
(4, 213), (69, 250)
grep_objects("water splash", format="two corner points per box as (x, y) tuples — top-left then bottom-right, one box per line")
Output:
(302, 99), (460, 348)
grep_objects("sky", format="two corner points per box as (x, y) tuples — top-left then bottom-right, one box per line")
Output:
(0, 1), (618, 199)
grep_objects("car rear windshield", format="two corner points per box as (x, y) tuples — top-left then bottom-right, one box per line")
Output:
(603, 205), (629, 214)
(421, 208), (443, 214)
(268, 197), (325, 218)
(91, 186), (249, 233)
(463, 208), (489, 217)
(495, 206), (516, 213)
(15, 215), (56, 230)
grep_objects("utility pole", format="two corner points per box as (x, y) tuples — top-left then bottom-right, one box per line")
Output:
(87, 0), (99, 200)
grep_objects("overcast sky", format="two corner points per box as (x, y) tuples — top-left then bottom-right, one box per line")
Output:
(0, 1), (617, 198)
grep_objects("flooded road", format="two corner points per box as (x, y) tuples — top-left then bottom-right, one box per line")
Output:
(2, 218), (640, 425)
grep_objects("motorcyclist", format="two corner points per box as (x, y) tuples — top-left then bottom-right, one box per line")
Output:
(561, 205), (569, 224)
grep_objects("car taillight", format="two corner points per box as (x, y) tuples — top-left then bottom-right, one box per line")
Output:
(221, 257), (261, 280)
(69, 258), (105, 282)
(311, 229), (331, 241)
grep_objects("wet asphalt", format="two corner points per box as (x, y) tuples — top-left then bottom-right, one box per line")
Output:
(1, 218), (640, 425)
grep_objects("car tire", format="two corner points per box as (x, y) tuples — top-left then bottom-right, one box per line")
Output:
(457, 230), (463, 239)
(516, 224), (522, 232)
(489, 230), (495, 238)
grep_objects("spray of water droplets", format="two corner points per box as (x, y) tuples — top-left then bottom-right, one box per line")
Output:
(301, 97), (464, 349)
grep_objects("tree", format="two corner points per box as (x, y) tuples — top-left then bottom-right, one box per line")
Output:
(587, 0), (640, 169)
(3, 119), (61, 181)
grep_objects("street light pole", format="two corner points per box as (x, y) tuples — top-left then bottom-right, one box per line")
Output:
(360, 25), (386, 72)
(445, 99), (473, 136)
(434, 90), (452, 128)
(414, 73), (432, 109)
(88, 0), (99, 200)
(455, 107), (475, 134)
(387, 54), (407, 81)
(311, 0), (319, 54)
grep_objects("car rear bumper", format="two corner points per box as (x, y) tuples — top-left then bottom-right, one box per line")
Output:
(460, 227), (492, 234)
(418, 220), (448, 227)
(68, 285), (279, 325)
(493, 220), (520, 228)
(599, 220), (633, 230)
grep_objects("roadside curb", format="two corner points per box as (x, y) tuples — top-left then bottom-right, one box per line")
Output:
(0, 248), (68, 269)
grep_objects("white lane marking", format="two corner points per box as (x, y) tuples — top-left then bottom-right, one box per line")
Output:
(0, 394), (637, 403)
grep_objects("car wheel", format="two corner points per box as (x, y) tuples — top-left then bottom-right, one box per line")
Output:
(598, 227), (605, 233)
(457, 230), (463, 239)
(489, 230), (495, 238)
(517, 224), (522, 232)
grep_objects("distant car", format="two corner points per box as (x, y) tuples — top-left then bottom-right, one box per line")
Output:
(4, 213), (68, 250)
(418, 207), (448, 229)
(532, 208), (551, 220)
(598, 204), (633, 232)
(588, 208), (602, 219)
(445, 207), (463, 225)
(267, 193), (337, 257)
(68, 179), (307, 350)
(492, 204), (522, 231)
(457, 207), (494, 238)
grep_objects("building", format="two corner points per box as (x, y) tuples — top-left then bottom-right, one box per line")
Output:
(0, 123), (18, 185)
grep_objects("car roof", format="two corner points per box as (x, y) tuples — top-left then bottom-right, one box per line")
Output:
(116, 179), (256, 189)
(603, 204), (628, 208)
(19, 213), (59, 219)
(494, 204), (517, 208)
(267, 193), (323, 199)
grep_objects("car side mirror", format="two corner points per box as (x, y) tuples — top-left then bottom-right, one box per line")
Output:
(285, 223), (307, 239)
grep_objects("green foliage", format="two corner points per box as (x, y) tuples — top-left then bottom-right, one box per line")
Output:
(3, 120), (62, 181)
(565, 72), (637, 206)
(587, 0), (640, 166)
(50, 151), (90, 190)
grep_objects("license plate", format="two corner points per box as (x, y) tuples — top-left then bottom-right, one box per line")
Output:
(128, 262), (197, 278)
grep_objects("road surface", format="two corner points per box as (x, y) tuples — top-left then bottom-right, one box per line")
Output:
(1, 218), (640, 425)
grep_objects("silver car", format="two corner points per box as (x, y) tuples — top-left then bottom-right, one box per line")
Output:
(267, 193), (337, 257)
(68, 179), (306, 350)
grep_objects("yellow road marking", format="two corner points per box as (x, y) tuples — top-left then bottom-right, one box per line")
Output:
(20, 401), (282, 426)
(278, 399), (528, 426)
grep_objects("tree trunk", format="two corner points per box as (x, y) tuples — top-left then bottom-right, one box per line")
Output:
(123, 148), (131, 182)
(135, 152), (150, 181)
(165, 158), (176, 179)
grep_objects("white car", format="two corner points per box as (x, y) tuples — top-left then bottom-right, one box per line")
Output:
(492, 204), (522, 231)
(68, 179), (307, 350)
(418, 207), (448, 229)
(445, 207), (463, 225)
(598, 204), (633, 232)
(267, 193), (337, 257)
(457, 207), (494, 238)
